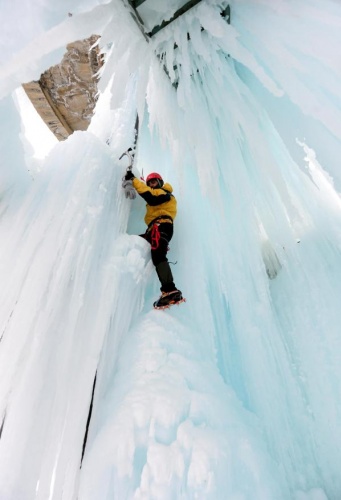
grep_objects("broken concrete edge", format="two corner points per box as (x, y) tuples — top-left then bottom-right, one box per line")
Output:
(22, 35), (103, 142)
(22, 81), (71, 141)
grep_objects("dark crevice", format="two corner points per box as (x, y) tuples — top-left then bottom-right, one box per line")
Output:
(133, 0), (147, 7)
(148, 0), (203, 37)
(148, 2), (230, 37)
(80, 372), (97, 467)
(0, 412), (6, 440)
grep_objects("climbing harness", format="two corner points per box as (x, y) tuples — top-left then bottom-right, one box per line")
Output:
(150, 223), (161, 250)
(146, 216), (173, 251)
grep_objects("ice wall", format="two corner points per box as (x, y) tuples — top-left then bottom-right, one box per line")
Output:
(0, 1), (341, 499)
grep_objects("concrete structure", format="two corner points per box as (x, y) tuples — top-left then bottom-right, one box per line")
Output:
(22, 35), (103, 141)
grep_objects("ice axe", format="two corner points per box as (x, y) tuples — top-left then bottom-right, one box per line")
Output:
(120, 149), (136, 200)
(120, 115), (139, 200)
(119, 148), (134, 170)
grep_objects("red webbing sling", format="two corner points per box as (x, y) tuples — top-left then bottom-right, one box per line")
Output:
(150, 223), (161, 250)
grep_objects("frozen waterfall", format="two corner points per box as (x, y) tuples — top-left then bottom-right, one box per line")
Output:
(0, 1), (341, 499)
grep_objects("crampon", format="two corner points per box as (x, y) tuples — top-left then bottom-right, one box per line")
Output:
(153, 290), (186, 310)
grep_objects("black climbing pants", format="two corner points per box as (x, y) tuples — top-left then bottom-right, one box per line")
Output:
(140, 222), (176, 292)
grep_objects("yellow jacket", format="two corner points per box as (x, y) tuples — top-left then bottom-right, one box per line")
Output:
(132, 177), (177, 226)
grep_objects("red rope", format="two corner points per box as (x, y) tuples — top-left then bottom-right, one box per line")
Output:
(150, 223), (161, 250)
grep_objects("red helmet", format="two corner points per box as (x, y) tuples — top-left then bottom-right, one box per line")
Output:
(146, 172), (164, 187)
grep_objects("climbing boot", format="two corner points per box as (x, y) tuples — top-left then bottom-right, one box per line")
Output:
(153, 290), (184, 309)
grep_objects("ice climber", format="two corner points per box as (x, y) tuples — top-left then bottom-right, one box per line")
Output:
(124, 170), (184, 309)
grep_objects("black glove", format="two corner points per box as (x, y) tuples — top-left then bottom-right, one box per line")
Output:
(125, 170), (135, 181)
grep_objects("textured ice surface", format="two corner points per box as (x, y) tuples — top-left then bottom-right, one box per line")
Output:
(0, 1), (341, 499)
